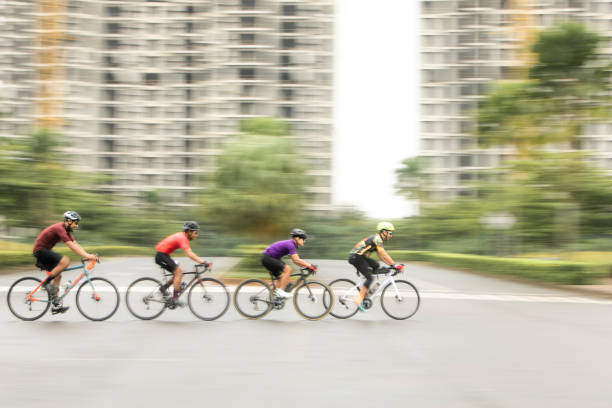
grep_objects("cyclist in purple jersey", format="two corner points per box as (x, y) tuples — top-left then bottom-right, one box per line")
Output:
(261, 229), (316, 298)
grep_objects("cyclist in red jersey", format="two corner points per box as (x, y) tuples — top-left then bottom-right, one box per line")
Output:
(34, 211), (99, 315)
(155, 221), (209, 307)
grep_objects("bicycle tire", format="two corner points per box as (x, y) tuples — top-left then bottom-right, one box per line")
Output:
(76, 277), (120, 321)
(380, 279), (420, 320)
(188, 277), (230, 321)
(233, 278), (273, 319)
(325, 278), (360, 319)
(125, 277), (166, 320)
(293, 280), (333, 321)
(7, 277), (51, 321)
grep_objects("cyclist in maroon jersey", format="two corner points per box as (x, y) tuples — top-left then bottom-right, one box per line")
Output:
(34, 211), (99, 315)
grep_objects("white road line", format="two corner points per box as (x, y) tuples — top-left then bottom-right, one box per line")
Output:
(1, 287), (611, 304)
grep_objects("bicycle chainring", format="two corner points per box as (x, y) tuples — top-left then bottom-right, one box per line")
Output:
(272, 297), (286, 310)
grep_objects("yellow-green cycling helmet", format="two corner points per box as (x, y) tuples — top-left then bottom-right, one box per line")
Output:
(376, 221), (395, 232)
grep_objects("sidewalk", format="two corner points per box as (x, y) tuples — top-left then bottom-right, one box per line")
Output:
(559, 277), (612, 300)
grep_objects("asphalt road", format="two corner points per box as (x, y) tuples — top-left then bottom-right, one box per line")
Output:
(1, 257), (611, 408)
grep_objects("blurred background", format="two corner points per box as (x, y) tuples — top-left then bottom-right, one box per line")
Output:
(1, 0), (612, 272)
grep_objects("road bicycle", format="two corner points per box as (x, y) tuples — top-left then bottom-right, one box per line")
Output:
(125, 262), (230, 321)
(325, 264), (420, 320)
(233, 266), (333, 320)
(7, 257), (120, 321)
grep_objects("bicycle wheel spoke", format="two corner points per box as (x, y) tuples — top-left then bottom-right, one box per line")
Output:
(7, 277), (50, 321)
(125, 277), (166, 320)
(293, 281), (333, 320)
(326, 279), (359, 319)
(76, 278), (119, 321)
(188, 278), (230, 321)
(233, 279), (272, 319)
(380, 280), (420, 320)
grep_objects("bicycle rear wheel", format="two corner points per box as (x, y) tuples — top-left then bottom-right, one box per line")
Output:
(7, 277), (50, 321)
(325, 278), (360, 319)
(233, 279), (272, 319)
(76, 277), (120, 321)
(380, 279), (420, 320)
(125, 277), (166, 320)
(188, 277), (230, 321)
(293, 280), (333, 320)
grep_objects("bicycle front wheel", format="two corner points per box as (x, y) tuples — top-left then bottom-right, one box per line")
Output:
(76, 277), (120, 321)
(125, 277), (166, 320)
(293, 280), (333, 320)
(233, 279), (273, 319)
(7, 277), (50, 321)
(380, 279), (420, 320)
(325, 278), (360, 319)
(188, 278), (230, 321)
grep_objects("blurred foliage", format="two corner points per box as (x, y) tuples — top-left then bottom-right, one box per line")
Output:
(200, 118), (309, 240)
(477, 22), (610, 155)
(396, 22), (612, 257)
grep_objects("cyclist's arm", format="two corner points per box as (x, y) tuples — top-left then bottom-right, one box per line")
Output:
(184, 248), (204, 265)
(65, 240), (96, 260)
(289, 253), (313, 269)
(375, 247), (394, 266)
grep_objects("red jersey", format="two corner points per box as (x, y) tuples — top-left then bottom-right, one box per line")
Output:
(33, 222), (74, 253)
(155, 232), (191, 255)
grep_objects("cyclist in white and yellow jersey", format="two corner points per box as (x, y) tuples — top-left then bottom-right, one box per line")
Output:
(348, 222), (402, 311)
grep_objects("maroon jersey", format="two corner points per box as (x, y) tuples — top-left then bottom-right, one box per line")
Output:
(33, 223), (74, 253)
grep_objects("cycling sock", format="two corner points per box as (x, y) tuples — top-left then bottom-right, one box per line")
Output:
(172, 292), (179, 300)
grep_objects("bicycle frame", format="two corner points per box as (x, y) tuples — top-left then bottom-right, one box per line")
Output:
(347, 269), (404, 300)
(160, 264), (211, 297)
(27, 259), (98, 304)
(270, 267), (315, 291)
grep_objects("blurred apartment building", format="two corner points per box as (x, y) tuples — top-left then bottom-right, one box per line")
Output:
(0, 0), (333, 212)
(420, 0), (612, 202)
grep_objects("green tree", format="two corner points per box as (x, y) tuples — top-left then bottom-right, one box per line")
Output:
(395, 157), (430, 202)
(476, 22), (610, 156)
(203, 118), (309, 239)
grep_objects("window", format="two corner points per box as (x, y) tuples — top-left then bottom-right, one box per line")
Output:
(459, 155), (472, 167)
(281, 21), (296, 33)
(241, 16), (256, 27)
(280, 71), (292, 82)
(240, 33), (255, 45)
(144, 73), (159, 85)
(240, 103), (253, 115)
(280, 106), (293, 118)
(280, 88), (293, 100)
(282, 5), (296, 15)
(106, 6), (120, 17)
(241, 0), (255, 10)
(281, 38), (296, 49)
(106, 39), (120, 49)
(280, 54), (292, 66)
(239, 68), (256, 79)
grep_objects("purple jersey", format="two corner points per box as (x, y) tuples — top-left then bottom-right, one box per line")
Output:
(263, 240), (297, 259)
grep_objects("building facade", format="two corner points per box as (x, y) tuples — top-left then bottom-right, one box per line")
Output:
(0, 0), (333, 212)
(420, 0), (612, 202)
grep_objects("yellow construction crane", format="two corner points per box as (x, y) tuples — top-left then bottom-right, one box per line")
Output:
(508, 0), (537, 68)
(35, 0), (66, 129)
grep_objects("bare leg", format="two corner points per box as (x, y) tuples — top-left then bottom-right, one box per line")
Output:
(172, 266), (184, 295)
(354, 286), (367, 306)
(278, 264), (292, 290)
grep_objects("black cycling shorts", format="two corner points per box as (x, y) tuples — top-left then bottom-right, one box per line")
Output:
(155, 252), (179, 273)
(33, 248), (63, 271)
(348, 253), (380, 288)
(261, 254), (285, 277)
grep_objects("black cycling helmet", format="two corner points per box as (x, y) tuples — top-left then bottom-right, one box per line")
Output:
(63, 211), (81, 222)
(290, 228), (307, 239)
(183, 221), (200, 232)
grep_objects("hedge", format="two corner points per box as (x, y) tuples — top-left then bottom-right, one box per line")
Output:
(0, 246), (153, 269)
(389, 250), (608, 285)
